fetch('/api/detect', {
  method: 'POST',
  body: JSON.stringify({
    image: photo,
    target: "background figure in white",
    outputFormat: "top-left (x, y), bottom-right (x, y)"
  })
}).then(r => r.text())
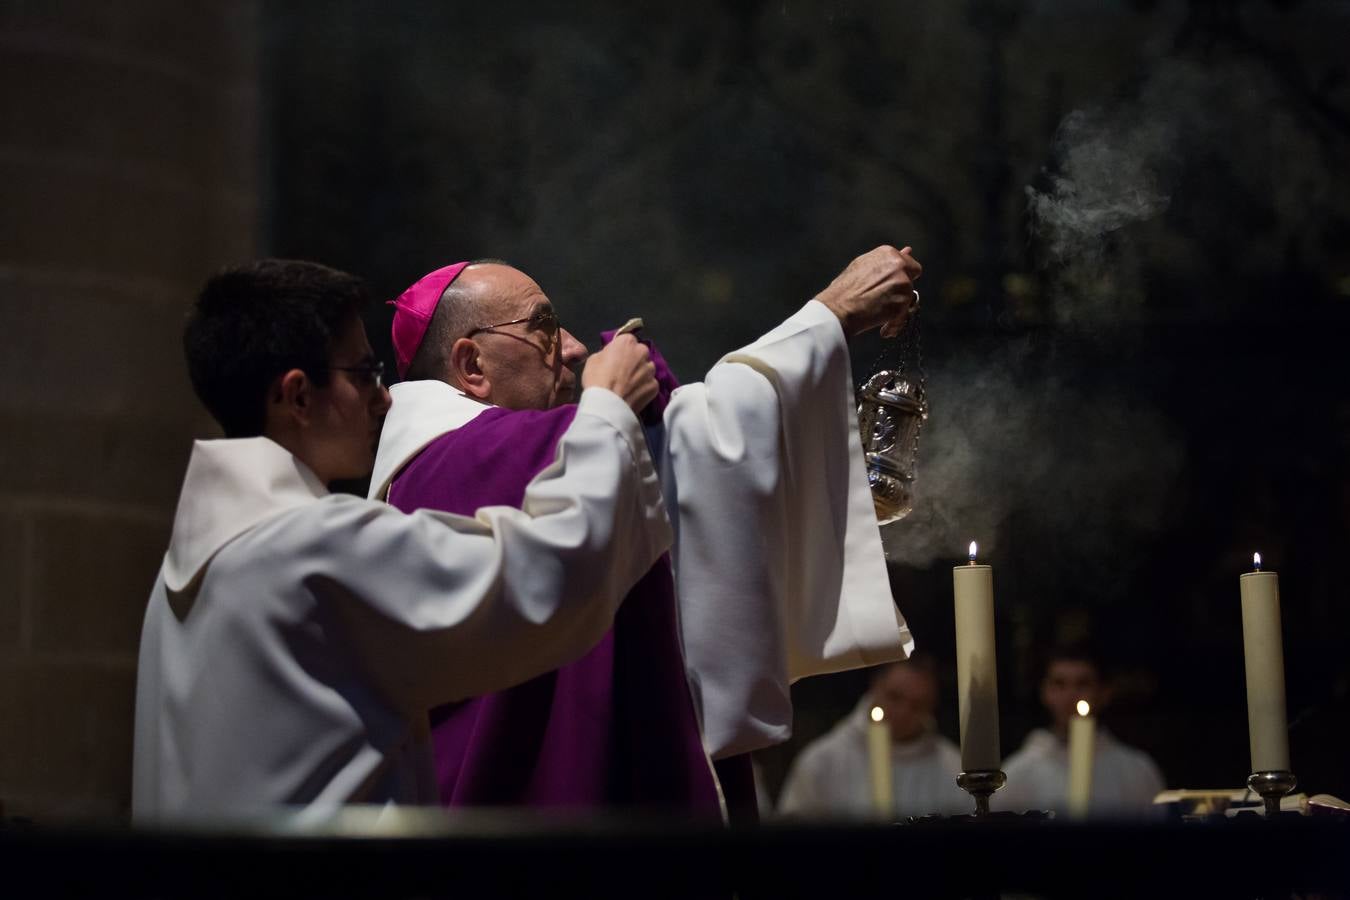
top-left (778, 658), bottom-right (967, 818)
top-left (997, 645), bottom-right (1165, 817)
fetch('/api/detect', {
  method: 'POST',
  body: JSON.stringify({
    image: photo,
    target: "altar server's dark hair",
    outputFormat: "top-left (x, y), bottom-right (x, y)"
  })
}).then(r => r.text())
top-left (184, 259), bottom-right (368, 437)
top-left (1037, 641), bottom-right (1108, 683)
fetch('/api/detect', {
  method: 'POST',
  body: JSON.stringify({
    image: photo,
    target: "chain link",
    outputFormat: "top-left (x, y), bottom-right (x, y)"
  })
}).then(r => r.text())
top-left (864, 296), bottom-right (925, 397)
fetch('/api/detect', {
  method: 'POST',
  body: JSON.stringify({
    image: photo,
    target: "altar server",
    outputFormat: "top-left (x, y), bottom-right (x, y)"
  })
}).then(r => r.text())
top-left (997, 646), bottom-right (1165, 817)
top-left (133, 259), bottom-right (665, 820)
top-left (778, 658), bottom-right (968, 818)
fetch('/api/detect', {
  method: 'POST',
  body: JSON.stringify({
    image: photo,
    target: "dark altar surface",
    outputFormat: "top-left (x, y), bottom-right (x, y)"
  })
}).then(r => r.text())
top-left (3, 814), bottom-right (1347, 899)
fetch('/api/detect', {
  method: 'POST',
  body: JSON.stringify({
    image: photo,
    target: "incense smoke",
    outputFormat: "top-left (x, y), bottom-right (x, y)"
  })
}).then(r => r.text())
top-left (1028, 109), bottom-right (1174, 266)
top-left (880, 342), bottom-right (1184, 583)
top-left (1022, 64), bottom-right (1198, 326)
top-left (881, 65), bottom-right (1235, 572)
top-left (1025, 106), bottom-right (1175, 326)
top-left (884, 53), bottom-right (1339, 574)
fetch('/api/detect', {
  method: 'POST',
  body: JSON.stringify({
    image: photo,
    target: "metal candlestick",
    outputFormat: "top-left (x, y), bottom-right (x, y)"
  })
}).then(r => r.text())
top-left (1248, 770), bottom-right (1297, 817)
top-left (956, 769), bottom-right (1007, 817)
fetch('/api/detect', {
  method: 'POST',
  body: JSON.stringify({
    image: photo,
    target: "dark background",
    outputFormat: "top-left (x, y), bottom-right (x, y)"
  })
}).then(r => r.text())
top-left (264, 0), bottom-right (1350, 803)
top-left (1, 0), bottom-right (1346, 818)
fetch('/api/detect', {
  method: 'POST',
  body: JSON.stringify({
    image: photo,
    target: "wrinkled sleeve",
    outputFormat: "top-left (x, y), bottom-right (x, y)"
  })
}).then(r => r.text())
top-left (664, 300), bottom-right (912, 759)
top-left (314, 387), bottom-right (672, 709)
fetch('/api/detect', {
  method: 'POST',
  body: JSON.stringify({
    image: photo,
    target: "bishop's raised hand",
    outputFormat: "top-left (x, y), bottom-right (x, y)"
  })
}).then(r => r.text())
top-left (814, 245), bottom-right (923, 339)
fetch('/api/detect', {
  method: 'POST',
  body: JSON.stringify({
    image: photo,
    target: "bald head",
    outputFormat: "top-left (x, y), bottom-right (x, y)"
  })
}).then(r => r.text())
top-left (404, 261), bottom-right (505, 384)
top-left (406, 262), bottom-right (589, 410)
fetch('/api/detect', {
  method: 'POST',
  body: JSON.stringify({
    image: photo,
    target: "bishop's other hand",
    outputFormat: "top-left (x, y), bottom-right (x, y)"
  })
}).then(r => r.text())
top-left (582, 332), bottom-right (658, 413)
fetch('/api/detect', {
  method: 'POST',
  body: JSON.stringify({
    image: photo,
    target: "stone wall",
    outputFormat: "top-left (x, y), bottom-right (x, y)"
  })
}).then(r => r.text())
top-left (0, 1), bottom-right (258, 818)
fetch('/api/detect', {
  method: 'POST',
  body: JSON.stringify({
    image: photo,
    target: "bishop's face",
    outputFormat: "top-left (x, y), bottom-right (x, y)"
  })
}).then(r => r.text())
top-left (467, 265), bottom-right (589, 411)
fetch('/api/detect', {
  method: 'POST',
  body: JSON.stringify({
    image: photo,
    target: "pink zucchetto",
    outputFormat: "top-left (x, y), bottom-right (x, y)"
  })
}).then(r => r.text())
top-left (388, 261), bottom-right (471, 378)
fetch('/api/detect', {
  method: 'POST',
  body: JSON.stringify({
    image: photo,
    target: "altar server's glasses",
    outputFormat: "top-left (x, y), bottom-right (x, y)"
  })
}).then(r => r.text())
top-left (331, 359), bottom-right (385, 390)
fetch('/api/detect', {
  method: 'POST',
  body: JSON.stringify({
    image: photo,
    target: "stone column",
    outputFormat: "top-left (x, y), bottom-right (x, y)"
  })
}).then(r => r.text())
top-left (0, 1), bottom-right (258, 818)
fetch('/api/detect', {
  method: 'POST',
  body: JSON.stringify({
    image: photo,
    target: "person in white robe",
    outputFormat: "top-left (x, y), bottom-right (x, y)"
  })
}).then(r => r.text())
top-left (996, 647), bottom-right (1165, 817)
top-left (133, 259), bottom-right (666, 821)
top-left (371, 246), bottom-right (923, 768)
top-left (777, 659), bottom-right (968, 818)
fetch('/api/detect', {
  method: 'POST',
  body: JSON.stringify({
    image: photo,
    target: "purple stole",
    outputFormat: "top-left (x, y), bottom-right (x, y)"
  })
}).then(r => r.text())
top-left (388, 404), bottom-right (729, 820)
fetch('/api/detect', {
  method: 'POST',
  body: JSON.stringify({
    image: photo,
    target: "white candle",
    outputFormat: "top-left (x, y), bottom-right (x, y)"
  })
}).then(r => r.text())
top-left (1240, 552), bottom-right (1291, 772)
top-left (1067, 699), bottom-right (1095, 818)
top-left (953, 541), bottom-right (1001, 772)
top-left (867, 705), bottom-right (894, 819)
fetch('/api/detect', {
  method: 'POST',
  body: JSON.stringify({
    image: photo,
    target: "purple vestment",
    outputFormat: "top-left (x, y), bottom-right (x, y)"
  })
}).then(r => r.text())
top-left (387, 394), bottom-right (734, 819)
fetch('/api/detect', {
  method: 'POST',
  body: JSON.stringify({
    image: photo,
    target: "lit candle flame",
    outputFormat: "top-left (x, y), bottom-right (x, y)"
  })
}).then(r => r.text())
top-left (968, 540), bottom-right (977, 562)
top-left (1076, 700), bottom-right (1091, 717)
top-left (1253, 552), bottom-right (1262, 572)
top-left (870, 706), bottom-right (885, 723)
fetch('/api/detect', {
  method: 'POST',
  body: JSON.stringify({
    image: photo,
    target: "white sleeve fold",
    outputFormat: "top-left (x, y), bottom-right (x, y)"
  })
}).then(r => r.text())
top-left (320, 387), bottom-right (672, 709)
top-left (664, 300), bottom-right (912, 759)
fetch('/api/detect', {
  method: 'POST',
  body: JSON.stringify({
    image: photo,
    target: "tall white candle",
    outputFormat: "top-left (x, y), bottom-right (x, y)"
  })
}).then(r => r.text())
top-left (867, 705), bottom-right (894, 819)
top-left (1240, 553), bottom-right (1290, 772)
top-left (1067, 700), bottom-right (1095, 818)
top-left (953, 541), bottom-right (1000, 772)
